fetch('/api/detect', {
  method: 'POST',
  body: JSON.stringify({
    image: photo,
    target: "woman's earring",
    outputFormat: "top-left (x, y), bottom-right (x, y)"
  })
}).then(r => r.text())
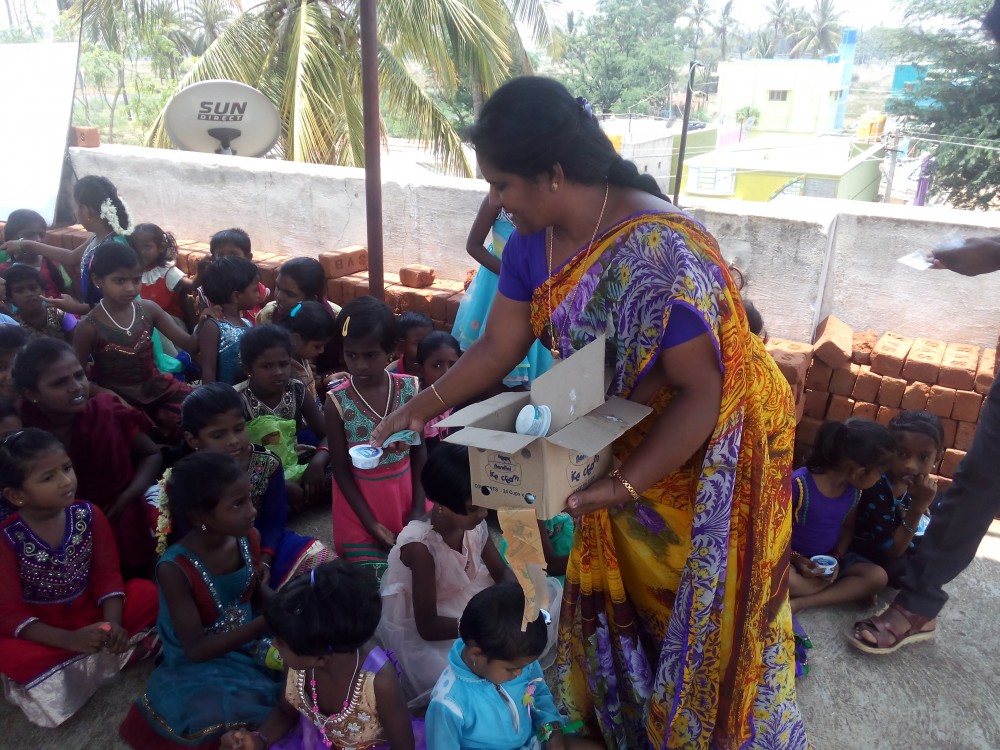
top-left (551, 182), bottom-right (559, 192)
top-left (200, 523), bottom-right (207, 532)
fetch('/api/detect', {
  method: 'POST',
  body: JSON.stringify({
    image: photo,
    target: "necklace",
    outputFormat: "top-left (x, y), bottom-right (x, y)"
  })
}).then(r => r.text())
top-left (98, 299), bottom-right (136, 334)
top-left (546, 182), bottom-right (610, 360)
top-left (308, 649), bottom-right (361, 747)
top-left (350, 371), bottom-right (392, 420)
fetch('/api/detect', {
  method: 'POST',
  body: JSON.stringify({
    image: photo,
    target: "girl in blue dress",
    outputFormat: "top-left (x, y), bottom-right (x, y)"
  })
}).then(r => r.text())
top-left (121, 452), bottom-right (282, 748)
top-left (452, 198), bottom-right (552, 388)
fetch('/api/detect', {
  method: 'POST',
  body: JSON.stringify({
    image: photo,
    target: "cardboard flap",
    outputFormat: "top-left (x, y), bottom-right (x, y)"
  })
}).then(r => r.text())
top-left (530, 335), bottom-right (607, 433)
top-left (546, 397), bottom-right (653, 455)
top-left (444, 427), bottom-right (538, 454)
top-left (436, 391), bottom-right (527, 430)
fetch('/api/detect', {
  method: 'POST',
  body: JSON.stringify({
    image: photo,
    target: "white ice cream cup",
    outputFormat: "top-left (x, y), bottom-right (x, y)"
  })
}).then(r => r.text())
top-left (515, 404), bottom-right (552, 437)
top-left (810, 554), bottom-right (838, 576)
top-left (349, 444), bottom-right (383, 470)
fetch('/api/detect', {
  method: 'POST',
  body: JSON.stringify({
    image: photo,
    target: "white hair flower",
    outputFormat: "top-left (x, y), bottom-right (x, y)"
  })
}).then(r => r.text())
top-left (99, 197), bottom-right (134, 237)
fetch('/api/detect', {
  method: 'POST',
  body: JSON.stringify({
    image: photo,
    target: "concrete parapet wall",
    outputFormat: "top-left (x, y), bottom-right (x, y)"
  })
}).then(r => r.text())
top-left (69, 146), bottom-right (1000, 347)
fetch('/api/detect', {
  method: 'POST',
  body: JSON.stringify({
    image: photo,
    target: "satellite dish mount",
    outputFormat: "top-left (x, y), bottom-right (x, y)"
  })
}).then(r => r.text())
top-left (208, 127), bottom-right (242, 155)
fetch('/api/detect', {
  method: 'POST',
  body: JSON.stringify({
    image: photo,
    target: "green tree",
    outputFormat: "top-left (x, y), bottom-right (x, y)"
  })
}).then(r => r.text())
top-left (750, 26), bottom-right (778, 58)
top-left (75, 0), bottom-right (548, 175)
top-left (789, 0), bottom-right (842, 58)
top-left (683, 0), bottom-right (710, 57)
top-left (889, 0), bottom-right (1000, 209)
top-left (713, 0), bottom-right (735, 62)
top-left (557, 0), bottom-right (685, 114)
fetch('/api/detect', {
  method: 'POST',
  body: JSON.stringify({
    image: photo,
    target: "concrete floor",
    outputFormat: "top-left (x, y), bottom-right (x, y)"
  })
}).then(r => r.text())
top-left (5, 512), bottom-right (1000, 750)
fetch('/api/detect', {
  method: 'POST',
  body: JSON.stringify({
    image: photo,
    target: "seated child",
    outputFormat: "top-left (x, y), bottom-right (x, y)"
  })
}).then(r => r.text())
top-left (131, 223), bottom-right (197, 332)
top-left (412, 331), bottom-right (460, 449)
top-left (378, 443), bottom-right (511, 708)
top-left (16, 338), bottom-right (162, 573)
top-left (0, 209), bottom-right (73, 298)
top-left (274, 300), bottom-right (336, 405)
top-left (851, 410), bottom-right (943, 587)
top-left (179, 383), bottom-right (331, 588)
top-left (221, 560), bottom-right (425, 750)
top-left (256, 257), bottom-right (341, 378)
top-left (208, 228), bottom-right (268, 323)
top-left (236, 325), bottom-right (329, 511)
top-left (198, 256), bottom-right (260, 384)
top-left (389, 312), bottom-right (433, 377)
top-left (0, 429), bottom-right (158, 727)
top-left (3, 264), bottom-right (77, 340)
top-left (73, 242), bottom-right (196, 443)
top-left (789, 418), bottom-right (895, 613)
top-left (426, 582), bottom-right (600, 750)
top-left (120, 452), bottom-right (282, 749)
top-left (0, 325), bottom-right (28, 400)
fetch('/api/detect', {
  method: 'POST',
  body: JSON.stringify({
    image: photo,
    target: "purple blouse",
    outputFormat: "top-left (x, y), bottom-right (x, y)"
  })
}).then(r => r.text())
top-left (497, 228), bottom-right (708, 349)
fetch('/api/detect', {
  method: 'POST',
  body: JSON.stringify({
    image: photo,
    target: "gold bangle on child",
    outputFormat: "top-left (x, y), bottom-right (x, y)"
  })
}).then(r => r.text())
top-left (430, 383), bottom-right (449, 410)
top-left (610, 468), bottom-right (640, 501)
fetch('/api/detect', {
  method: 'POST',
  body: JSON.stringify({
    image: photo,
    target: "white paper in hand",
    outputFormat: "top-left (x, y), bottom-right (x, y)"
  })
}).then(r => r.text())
top-left (897, 251), bottom-right (933, 271)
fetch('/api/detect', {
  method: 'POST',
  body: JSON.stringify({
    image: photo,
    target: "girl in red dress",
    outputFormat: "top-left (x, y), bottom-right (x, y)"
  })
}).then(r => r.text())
top-left (0, 428), bottom-right (158, 727)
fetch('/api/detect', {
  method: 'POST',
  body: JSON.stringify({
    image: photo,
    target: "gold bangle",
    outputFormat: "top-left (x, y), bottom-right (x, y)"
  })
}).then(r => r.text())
top-left (610, 468), bottom-right (640, 501)
top-left (430, 383), bottom-right (449, 410)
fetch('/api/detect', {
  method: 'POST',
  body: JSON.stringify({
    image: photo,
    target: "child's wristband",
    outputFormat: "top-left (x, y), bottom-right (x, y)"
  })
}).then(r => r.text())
top-left (536, 722), bottom-right (563, 742)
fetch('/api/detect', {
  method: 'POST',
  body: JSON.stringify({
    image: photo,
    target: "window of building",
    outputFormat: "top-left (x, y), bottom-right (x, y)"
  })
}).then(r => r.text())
top-left (768, 90), bottom-right (789, 102)
top-left (830, 89), bottom-right (844, 102)
top-left (687, 166), bottom-right (736, 195)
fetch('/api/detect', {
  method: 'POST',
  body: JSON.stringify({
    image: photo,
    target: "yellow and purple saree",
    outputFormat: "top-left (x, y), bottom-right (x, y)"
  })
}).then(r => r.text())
top-left (526, 212), bottom-right (807, 750)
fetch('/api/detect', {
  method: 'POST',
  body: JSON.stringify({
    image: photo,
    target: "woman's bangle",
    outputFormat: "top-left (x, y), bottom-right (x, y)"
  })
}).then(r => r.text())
top-left (314, 445), bottom-right (329, 453)
top-left (430, 383), bottom-right (449, 410)
top-left (456, 615), bottom-right (461, 638)
top-left (901, 516), bottom-right (919, 534)
top-left (609, 468), bottom-right (640, 501)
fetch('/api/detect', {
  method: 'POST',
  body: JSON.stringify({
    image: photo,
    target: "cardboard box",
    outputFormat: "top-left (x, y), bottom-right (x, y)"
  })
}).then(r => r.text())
top-left (438, 337), bottom-right (652, 519)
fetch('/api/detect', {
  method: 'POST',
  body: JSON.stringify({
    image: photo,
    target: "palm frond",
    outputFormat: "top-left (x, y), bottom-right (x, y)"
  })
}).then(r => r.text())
top-left (379, 47), bottom-right (473, 176)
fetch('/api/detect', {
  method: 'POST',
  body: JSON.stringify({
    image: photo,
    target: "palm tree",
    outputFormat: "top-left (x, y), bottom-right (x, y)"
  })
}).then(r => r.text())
top-left (750, 27), bottom-right (778, 58)
top-left (684, 0), bottom-right (711, 58)
top-left (789, 0), bottom-right (842, 58)
top-left (713, 0), bottom-right (735, 62)
top-left (75, 0), bottom-right (552, 175)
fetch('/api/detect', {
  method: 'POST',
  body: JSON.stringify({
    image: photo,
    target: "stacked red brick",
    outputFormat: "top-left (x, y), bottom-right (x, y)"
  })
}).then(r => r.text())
top-left (18, 225), bottom-right (470, 331)
top-left (791, 316), bottom-right (995, 494)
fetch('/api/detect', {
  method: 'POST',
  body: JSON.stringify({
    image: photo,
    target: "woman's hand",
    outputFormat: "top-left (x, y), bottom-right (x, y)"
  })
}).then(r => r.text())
top-left (565, 476), bottom-right (627, 517)
top-left (66, 623), bottom-right (110, 653)
top-left (371, 401), bottom-right (428, 449)
top-left (792, 555), bottom-right (835, 580)
top-left (301, 455), bottom-right (327, 503)
top-left (930, 238), bottom-right (1000, 276)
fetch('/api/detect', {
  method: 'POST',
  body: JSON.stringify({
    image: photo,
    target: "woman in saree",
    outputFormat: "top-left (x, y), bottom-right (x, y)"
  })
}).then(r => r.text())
top-left (372, 76), bottom-right (808, 750)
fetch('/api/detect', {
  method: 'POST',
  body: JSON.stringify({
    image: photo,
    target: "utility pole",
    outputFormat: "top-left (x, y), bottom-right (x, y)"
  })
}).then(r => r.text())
top-left (673, 61), bottom-right (704, 206)
top-left (882, 131), bottom-right (900, 204)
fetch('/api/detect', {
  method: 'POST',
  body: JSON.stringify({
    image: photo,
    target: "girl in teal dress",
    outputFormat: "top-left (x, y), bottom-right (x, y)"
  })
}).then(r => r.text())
top-left (120, 452), bottom-right (282, 749)
top-left (452, 197), bottom-right (552, 388)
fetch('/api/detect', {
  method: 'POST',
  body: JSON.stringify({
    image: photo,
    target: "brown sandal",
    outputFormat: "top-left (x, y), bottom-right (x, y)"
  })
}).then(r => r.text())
top-left (847, 602), bottom-right (936, 655)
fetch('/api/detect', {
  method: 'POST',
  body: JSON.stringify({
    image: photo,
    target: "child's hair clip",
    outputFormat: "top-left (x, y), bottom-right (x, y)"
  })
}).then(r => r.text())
top-left (342, 316), bottom-right (351, 337)
top-left (290, 303), bottom-right (302, 317)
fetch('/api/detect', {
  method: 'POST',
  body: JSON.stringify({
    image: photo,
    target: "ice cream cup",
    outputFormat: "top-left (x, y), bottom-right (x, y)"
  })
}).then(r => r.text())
top-left (810, 554), bottom-right (838, 576)
top-left (348, 444), bottom-right (383, 470)
top-left (515, 404), bottom-right (552, 437)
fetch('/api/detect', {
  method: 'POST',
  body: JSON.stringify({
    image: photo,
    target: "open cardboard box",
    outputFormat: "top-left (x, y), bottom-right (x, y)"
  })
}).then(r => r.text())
top-left (437, 336), bottom-right (653, 519)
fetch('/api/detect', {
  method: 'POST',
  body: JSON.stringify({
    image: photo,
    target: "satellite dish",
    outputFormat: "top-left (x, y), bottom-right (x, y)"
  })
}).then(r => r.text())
top-left (163, 80), bottom-right (281, 157)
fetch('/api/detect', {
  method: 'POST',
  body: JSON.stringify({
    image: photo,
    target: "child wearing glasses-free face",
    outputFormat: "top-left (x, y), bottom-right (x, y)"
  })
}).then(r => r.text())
top-left (0, 428), bottom-right (159, 728)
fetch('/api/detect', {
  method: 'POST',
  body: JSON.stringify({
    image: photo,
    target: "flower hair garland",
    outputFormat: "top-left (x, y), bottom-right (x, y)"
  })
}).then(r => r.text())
top-left (153, 470), bottom-right (172, 556)
top-left (100, 197), bottom-right (134, 237)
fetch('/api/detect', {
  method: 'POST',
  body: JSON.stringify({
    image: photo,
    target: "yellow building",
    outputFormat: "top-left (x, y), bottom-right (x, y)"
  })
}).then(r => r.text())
top-left (680, 136), bottom-right (885, 202)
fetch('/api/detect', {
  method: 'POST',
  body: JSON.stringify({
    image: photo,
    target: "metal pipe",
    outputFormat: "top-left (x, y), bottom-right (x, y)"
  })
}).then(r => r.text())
top-left (672, 61), bottom-right (703, 206)
top-left (360, 0), bottom-right (384, 300)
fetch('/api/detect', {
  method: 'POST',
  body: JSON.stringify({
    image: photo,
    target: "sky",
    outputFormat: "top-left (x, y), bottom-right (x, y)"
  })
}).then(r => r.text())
top-left (555, 0), bottom-right (906, 31)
